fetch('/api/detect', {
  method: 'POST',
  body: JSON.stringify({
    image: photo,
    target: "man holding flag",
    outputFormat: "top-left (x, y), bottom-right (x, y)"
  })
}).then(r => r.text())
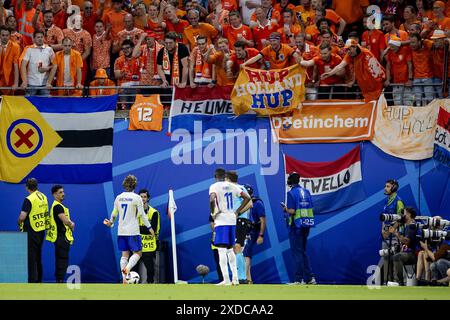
top-left (319, 39), bottom-right (386, 102)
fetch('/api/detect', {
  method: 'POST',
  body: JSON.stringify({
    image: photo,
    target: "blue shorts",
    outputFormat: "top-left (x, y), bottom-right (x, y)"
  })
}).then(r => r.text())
top-left (214, 225), bottom-right (236, 247)
top-left (118, 235), bottom-right (142, 252)
top-left (243, 231), bottom-right (259, 258)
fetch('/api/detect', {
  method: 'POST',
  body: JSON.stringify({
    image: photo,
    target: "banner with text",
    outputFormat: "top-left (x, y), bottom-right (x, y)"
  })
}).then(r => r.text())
top-left (270, 99), bottom-right (377, 143)
top-left (433, 102), bottom-right (450, 168)
top-left (231, 65), bottom-right (306, 116)
top-left (372, 96), bottom-right (441, 160)
top-left (284, 145), bottom-right (365, 213)
top-left (168, 86), bottom-right (256, 133)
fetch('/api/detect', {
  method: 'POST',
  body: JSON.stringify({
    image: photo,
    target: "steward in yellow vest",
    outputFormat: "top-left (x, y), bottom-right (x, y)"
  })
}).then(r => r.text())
top-left (133, 189), bottom-right (160, 283)
top-left (46, 185), bottom-right (75, 283)
top-left (18, 178), bottom-right (48, 283)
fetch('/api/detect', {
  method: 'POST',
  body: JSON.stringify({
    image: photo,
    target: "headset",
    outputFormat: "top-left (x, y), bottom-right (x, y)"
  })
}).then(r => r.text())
top-left (287, 172), bottom-right (300, 186)
top-left (387, 179), bottom-right (399, 193)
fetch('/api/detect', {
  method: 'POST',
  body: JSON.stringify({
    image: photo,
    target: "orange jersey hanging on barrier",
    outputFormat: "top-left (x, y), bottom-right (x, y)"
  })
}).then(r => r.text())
top-left (128, 94), bottom-right (164, 131)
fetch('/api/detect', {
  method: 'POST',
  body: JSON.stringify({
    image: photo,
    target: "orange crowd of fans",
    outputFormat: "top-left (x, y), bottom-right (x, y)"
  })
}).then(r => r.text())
top-left (0, 0), bottom-right (450, 107)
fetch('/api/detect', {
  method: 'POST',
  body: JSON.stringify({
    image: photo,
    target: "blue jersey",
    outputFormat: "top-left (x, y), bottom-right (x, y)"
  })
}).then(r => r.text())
top-left (286, 185), bottom-right (315, 228)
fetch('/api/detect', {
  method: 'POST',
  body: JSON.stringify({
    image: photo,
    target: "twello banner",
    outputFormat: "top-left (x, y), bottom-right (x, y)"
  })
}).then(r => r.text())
top-left (284, 145), bottom-right (366, 213)
top-left (231, 64), bottom-right (306, 116)
top-left (433, 102), bottom-right (450, 168)
top-left (372, 95), bottom-right (440, 160)
top-left (270, 99), bottom-right (377, 143)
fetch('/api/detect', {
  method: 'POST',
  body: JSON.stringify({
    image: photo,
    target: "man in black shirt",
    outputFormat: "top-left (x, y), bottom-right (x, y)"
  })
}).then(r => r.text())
top-left (46, 185), bottom-right (75, 283)
top-left (18, 178), bottom-right (48, 283)
top-left (391, 206), bottom-right (418, 286)
top-left (156, 32), bottom-right (189, 88)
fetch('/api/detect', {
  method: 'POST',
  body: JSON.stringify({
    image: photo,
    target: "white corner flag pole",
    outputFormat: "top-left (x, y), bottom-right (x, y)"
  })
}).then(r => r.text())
top-left (168, 189), bottom-right (187, 284)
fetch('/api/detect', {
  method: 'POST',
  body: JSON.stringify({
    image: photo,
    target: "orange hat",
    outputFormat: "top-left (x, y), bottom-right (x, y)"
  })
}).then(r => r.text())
top-left (434, 1), bottom-right (445, 8)
top-left (344, 39), bottom-right (358, 48)
top-left (95, 68), bottom-right (108, 79)
top-left (145, 30), bottom-right (156, 38)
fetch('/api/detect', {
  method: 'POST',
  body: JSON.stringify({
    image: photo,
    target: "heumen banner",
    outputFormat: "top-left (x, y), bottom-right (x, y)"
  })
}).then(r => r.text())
top-left (270, 99), bottom-right (377, 143)
top-left (231, 65), bottom-right (306, 116)
top-left (168, 86), bottom-right (256, 133)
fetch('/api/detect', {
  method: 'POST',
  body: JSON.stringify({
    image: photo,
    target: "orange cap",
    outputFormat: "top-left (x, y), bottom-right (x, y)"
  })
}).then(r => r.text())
top-left (95, 68), bottom-right (108, 79)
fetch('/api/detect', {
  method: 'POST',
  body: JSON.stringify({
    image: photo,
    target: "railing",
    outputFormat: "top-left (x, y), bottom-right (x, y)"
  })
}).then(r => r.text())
top-left (0, 82), bottom-right (446, 118)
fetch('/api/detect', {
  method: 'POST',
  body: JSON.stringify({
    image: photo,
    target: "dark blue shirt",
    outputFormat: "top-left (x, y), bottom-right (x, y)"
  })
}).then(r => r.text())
top-left (250, 198), bottom-right (265, 232)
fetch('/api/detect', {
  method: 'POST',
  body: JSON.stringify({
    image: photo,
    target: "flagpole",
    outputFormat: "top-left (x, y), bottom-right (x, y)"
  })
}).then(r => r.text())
top-left (168, 189), bottom-right (187, 284)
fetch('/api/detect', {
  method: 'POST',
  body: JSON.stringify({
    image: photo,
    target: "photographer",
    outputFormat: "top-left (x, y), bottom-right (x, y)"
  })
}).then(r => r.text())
top-left (380, 179), bottom-right (404, 284)
top-left (424, 217), bottom-right (450, 285)
top-left (391, 207), bottom-right (418, 286)
top-left (416, 216), bottom-right (443, 284)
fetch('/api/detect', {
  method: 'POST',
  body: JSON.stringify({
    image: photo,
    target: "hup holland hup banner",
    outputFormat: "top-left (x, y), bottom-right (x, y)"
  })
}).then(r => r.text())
top-left (284, 145), bottom-right (365, 213)
top-left (168, 86), bottom-right (256, 133)
top-left (0, 95), bottom-right (117, 183)
top-left (372, 95), bottom-right (442, 160)
top-left (433, 102), bottom-right (450, 168)
top-left (231, 64), bottom-right (306, 116)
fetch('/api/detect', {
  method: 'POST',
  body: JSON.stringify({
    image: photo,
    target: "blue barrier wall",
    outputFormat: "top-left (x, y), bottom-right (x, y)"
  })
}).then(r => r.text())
top-left (0, 118), bottom-right (449, 284)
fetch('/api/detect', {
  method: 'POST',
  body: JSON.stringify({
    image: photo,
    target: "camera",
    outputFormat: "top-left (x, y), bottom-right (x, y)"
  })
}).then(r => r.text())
top-left (379, 244), bottom-right (400, 257)
top-left (379, 214), bottom-right (403, 223)
top-left (422, 229), bottom-right (450, 241)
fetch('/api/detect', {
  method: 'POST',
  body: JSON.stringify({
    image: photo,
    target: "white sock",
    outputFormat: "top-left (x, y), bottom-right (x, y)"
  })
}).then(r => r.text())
top-left (120, 257), bottom-right (128, 271)
top-left (125, 253), bottom-right (141, 273)
top-left (218, 248), bottom-right (230, 283)
top-left (227, 249), bottom-right (238, 282)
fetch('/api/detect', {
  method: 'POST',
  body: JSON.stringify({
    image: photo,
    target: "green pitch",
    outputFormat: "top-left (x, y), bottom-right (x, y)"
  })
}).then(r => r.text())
top-left (0, 284), bottom-right (448, 300)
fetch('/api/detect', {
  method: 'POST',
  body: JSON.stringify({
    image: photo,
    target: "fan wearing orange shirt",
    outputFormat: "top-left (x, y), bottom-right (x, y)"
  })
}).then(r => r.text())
top-left (0, 26), bottom-right (21, 93)
top-left (300, 42), bottom-right (344, 99)
top-left (361, 15), bottom-right (386, 62)
top-left (206, 37), bottom-right (235, 86)
top-left (89, 68), bottom-right (117, 96)
top-left (227, 40), bottom-right (261, 78)
top-left (102, 0), bottom-right (127, 42)
top-left (145, 3), bottom-right (166, 42)
top-left (219, 11), bottom-right (254, 49)
top-left (409, 33), bottom-right (435, 106)
top-left (422, 1), bottom-right (450, 39)
top-left (164, 5), bottom-right (190, 43)
top-left (429, 29), bottom-right (449, 96)
top-left (384, 37), bottom-right (413, 106)
top-left (382, 15), bottom-right (409, 47)
top-left (250, 0), bottom-right (281, 28)
top-left (63, 15), bottom-right (92, 84)
top-left (115, 14), bottom-right (145, 54)
top-left (49, 0), bottom-right (68, 30)
top-left (32, 8), bottom-right (64, 52)
top-left (310, 0), bottom-right (346, 36)
top-left (251, 7), bottom-right (278, 50)
top-left (277, 9), bottom-right (302, 47)
top-left (319, 40), bottom-right (386, 103)
top-left (273, 0), bottom-right (295, 26)
top-left (183, 9), bottom-right (219, 50)
top-left (15, 0), bottom-right (40, 46)
top-left (331, 0), bottom-right (369, 32)
top-left (294, 0), bottom-right (315, 27)
top-left (294, 32), bottom-right (319, 100)
top-left (241, 32), bottom-right (301, 70)
top-left (6, 16), bottom-right (26, 51)
top-left (46, 37), bottom-right (83, 96)
top-left (206, 0), bottom-right (230, 26)
top-left (189, 35), bottom-right (215, 87)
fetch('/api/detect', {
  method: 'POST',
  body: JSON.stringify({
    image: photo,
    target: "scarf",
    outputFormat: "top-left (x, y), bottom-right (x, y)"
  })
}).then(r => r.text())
top-left (142, 41), bottom-right (164, 80)
top-left (162, 43), bottom-right (179, 85)
top-left (194, 46), bottom-right (212, 84)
